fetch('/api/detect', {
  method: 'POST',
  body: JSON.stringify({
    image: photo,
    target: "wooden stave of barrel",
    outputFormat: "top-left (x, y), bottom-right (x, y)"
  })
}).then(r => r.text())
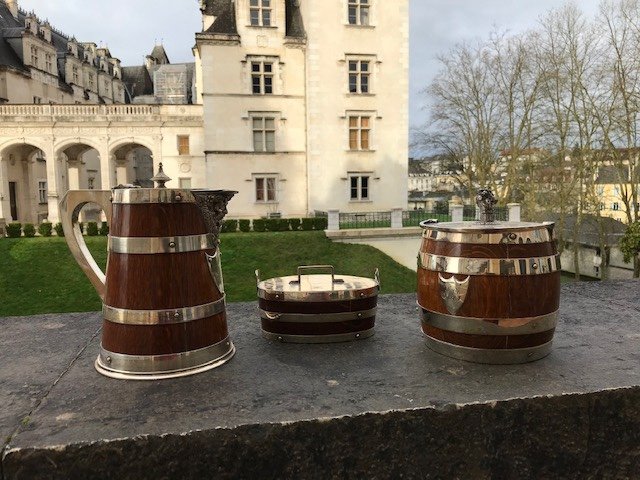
top-left (417, 225), bottom-right (560, 364)
top-left (98, 201), bottom-right (233, 378)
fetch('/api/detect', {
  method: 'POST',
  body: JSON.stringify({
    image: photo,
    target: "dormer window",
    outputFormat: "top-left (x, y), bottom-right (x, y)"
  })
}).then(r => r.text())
top-left (250, 0), bottom-right (271, 27)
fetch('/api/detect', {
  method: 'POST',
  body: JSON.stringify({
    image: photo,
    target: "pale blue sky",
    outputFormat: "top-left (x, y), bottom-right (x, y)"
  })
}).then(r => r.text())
top-left (21, 0), bottom-right (602, 127)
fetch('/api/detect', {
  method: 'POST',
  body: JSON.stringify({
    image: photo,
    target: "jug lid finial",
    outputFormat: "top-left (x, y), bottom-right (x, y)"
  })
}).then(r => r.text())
top-left (151, 163), bottom-right (171, 189)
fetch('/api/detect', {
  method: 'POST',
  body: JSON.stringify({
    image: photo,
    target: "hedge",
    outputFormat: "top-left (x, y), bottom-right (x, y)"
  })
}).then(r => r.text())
top-left (23, 223), bottom-right (36, 238)
top-left (6, 222), bottom-right (22, 238)
top-left (38, 222), bottom-right (53, 237)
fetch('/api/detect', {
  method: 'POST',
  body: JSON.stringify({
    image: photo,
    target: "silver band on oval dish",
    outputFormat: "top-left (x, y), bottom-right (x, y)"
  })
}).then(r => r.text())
top-left (260, 307), bottom-right (377, 324)
top-left (261, 328), bottom-right (375, 344)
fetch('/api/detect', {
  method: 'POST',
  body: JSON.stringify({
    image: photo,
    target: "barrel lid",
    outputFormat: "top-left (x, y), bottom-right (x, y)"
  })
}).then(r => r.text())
top-left (420, 220), bottom-right (554, 234)
top-left (257, 266), bottom-right (379, 302)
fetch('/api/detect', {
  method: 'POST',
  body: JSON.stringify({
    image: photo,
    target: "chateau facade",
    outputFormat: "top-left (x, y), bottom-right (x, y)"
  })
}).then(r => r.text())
top-left (195, 0), bottom-right (409, 218)
top-left (0, 0), bottom-right (409, 225)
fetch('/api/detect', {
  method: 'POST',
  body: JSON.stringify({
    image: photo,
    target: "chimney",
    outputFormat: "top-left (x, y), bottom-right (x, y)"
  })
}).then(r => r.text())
top-left (6, 0), bottom-right (18, 19)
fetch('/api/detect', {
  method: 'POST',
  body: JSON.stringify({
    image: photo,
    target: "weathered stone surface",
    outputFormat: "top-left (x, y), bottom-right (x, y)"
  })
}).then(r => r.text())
top-left (0, 313), bottom-right (100, 450)
top-left (1, 280), bottom-right (639, 479)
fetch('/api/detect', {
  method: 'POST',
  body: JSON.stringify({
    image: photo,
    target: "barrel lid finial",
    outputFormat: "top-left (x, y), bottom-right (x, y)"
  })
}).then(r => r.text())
top-left (476, 188), bottom-right (498, 223)
top-left (151, 163), bottom-right (171, 189)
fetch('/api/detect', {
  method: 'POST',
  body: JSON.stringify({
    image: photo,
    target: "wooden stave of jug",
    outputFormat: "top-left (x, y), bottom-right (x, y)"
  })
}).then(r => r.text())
top-left (417, 222), bottom-right (561, 364)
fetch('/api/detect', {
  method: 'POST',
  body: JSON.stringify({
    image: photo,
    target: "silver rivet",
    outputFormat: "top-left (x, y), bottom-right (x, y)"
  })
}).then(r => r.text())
top-left (532, 263), bottom-right (538, 270)
top-left (357, 313), bottom-right (362, 318)
top-left (226, 342), bottom-right (230, 346)
top-left (360, 293), bottom-right (365, 298)
top-left (169, 241), bottom-right (176, 248)
top-left (174, 312), bottom-right (180, 318)
top-left (275, 294), bottom-right (280, 299)
top-left (175, 194), bottom-right (182, 201)
top-left (355, 333), bottom-right (361, 338)
top-left (278, 336), bottom-right (283, 342)
top-left (509, 233), bottom-right (517, 240)
top-left (106, 356), bottom-right (112, 364)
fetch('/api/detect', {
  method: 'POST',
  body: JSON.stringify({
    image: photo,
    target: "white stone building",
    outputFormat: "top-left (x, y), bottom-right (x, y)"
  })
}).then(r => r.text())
top-left (195, 0), bottom-right (409, 218)
top-left (0, 0), bottom-right (409, 225)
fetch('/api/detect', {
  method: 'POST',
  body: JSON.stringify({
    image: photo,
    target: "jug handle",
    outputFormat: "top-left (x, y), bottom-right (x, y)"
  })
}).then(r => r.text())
top-left (59, 190), bottom-right (112, 301)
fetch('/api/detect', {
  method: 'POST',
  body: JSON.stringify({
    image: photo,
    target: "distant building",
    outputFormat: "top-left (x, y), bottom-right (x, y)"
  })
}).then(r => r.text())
top-left (0, 0), bottom-right (125, 104)
top-left (594, 161), bottom-right (638, 224)
top-left (122, 45), bottom-right (196, 105)
top-left (407, 156), bottom-right (460, 210)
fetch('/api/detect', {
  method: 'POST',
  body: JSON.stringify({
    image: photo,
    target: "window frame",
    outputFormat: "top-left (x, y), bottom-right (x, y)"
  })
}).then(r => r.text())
top-left (348, 115), bottom-right (372, 151)
top-left (254, 174), bottom-right (278, 203)
top-left (38, 179), bottom-right (47, 204)
top-left (251, 61), bottom-right (274, 95)
top-left (30, 46), bottom-right (39, 67)
top-left (177, 135), bottom-right (190, 155)
top-left (349, 174), bottom-right (371, 201)
top-left (348, 59), bottom-right (371, 94)
top-left (249, 0), bottom-right (272, 27)
top-left (347, 0), bottom-right (370, 26)
top-left (45, 53), bottom-right (53, 73)
top-left (252, 116), bottom-right (276, 153)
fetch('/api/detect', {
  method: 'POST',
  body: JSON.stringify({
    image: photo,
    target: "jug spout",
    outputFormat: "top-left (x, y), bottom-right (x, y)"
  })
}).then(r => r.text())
top-left (191, 189), bottom-right (237, 243)
top-left (191, 189), bottom-right (237, 295)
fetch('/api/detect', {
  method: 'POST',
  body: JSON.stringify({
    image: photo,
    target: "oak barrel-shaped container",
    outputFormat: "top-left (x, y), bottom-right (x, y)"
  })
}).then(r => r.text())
top-left (417, 221), bottom-right (561, 364)
top-left (257, 265), bottom-right (380, 343)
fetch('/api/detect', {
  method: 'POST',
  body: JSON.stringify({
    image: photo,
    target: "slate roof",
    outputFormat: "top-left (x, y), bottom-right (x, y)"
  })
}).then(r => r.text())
top-left (149, 44), bottom-right (169, 64)
top-left (544, 213), bottom-right (627, 246)
top-left (596, 165), bottom-right (630, 184)
top-left (0, 3), bottom-right (99, 75)
top-left (0, 1), bottom-right (26, 71)
top-left (204, 0), bottom-right (237, 35)
top-left (202, 0), bottom-right (305, 38)
top-left (284, 0), bottom-right (305, 39)
top-left (121, 65), bottom-right (154, 99)
top-left (202, 0), bottom-right (228, 16)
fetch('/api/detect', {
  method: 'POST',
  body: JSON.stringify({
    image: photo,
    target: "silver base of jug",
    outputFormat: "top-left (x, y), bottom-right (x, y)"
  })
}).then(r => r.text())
top-left (94, 337), bottom-right (236, 380)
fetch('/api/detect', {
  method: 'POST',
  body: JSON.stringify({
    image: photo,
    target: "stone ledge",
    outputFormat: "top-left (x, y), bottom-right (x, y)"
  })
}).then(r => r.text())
top-left (1, 280), bottom-right (639, 479)
top-left (325, 226), bottom-right (421, 240)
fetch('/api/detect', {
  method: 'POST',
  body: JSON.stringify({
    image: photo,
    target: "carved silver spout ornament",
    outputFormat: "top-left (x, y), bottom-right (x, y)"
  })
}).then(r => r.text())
top-left (476, 188), bottom-right (498, 224)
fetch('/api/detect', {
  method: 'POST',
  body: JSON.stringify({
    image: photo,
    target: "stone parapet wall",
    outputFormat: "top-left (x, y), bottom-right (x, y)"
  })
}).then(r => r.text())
top-left (1, 280), bottom-right (639, 478)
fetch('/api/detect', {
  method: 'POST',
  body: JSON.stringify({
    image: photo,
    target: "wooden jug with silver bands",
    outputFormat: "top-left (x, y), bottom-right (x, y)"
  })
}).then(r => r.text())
top-left (417, 189), bottom-right (561, 364)
top-left (59, 165), bottom-right (237, 380)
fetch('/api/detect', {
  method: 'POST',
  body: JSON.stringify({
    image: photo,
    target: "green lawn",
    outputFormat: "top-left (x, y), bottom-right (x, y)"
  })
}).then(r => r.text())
top-left (0, 232), bottom-right (416, 317)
